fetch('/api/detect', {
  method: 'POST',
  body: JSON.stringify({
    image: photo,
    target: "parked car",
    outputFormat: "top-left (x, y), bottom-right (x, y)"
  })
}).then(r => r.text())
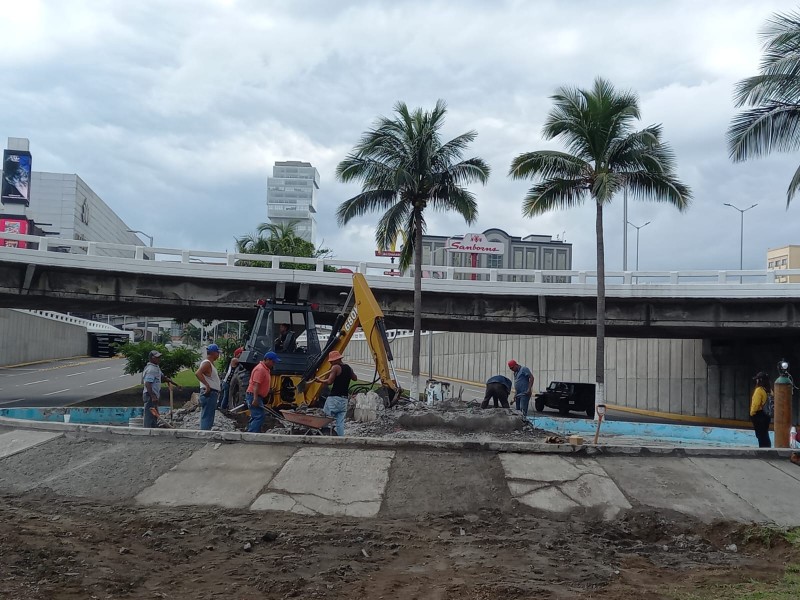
top-left (534, 381), bottom-right (596, 418)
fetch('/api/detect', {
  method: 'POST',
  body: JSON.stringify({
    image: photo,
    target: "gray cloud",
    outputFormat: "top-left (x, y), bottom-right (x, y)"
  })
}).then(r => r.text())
top-left (0, 0), bottom-right (795, 272)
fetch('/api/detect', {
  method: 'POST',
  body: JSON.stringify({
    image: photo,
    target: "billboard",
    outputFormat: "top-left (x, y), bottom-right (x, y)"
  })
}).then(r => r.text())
top-left (0, 217), bottom-right (30, 248)
top-left (445, 232), bottom-right (504, 254)
top-left (2, 149), bottom-right (32, 206)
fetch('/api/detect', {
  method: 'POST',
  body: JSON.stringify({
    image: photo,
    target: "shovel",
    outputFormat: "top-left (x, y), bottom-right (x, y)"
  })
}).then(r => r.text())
top-left (297, 369), bottom-right (331, 394)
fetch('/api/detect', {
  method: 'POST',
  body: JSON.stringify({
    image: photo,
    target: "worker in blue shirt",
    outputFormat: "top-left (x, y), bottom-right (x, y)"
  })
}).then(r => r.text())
top-left (482, 375), bottom-right (512, 409)
top-left (508, 359), bottom-right (534, 416)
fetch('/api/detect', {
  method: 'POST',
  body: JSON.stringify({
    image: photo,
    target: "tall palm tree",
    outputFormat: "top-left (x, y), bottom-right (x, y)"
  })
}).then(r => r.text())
top-left (337, 100), bottom-right (490, 399)
top-left (509, 78), bottom-right (691, 409)
top-left (236, 220), bottom-right (329, 269)
top-left (728, 10), bottom-right (800, 206)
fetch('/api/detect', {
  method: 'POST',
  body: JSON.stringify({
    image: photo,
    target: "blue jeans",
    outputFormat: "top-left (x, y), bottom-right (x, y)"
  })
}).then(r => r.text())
top-left (199, 390), bottom-right (219, 430)
top-left (323, 395), bottom-right (348, 437)
top-left (515, 393), bottom-right (531, 417)
top-left (246, 392), bottom-right (266, 433)
top-left (218, 381), bottom-right (230, 410)
top-left (143, 395), bottom-right (159, 428)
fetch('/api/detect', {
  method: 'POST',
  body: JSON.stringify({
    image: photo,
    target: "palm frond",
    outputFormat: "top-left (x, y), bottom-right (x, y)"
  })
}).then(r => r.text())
top-left (335, 190), bottom-right (399, 225)
top-left (521, 178), bottom-right (590, 216)
top-left (626, 171), bottom-right (692, 211)
top-left (375, 202), bottom-right (413, 252)
top-left (509, 151), bottom-right (590, 181)
top-left (785, 161), bottom-right (800, 206)
top-left (727, 102), bottom-right (800, 161)
top-left (429, 186), bottom-right (479, 224)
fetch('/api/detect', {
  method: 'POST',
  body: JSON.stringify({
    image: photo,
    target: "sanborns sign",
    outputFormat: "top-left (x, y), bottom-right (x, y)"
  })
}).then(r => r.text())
top-left (446, 233), bottom-right (504, 255)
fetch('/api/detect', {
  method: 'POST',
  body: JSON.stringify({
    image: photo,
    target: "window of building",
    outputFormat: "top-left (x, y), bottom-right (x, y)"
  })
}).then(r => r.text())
top-left (513, 248), bottom-right (524, 269)
top-left (526, 249), bottom-right (537, 269)
top-left (544, 249), bottom-right (554, 270)
top-left (556, 251), bottom-right (567, 269)
top-left (487, 253), bottom-right (503, 269)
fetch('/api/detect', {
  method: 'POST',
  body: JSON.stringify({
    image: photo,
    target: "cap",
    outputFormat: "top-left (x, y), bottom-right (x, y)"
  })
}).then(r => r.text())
top-left (149, 350), bottom-right (162, 358)
top-left (264, 351), bottom-right (281, 362)
top-left (507, 360), bottom-right (518, 369)
top-left (233, 347), bottom-right (244, 357)
top-left (206, 344), bottom-right (220, 353)
top-left (328, 350), bottom-right (344, 362)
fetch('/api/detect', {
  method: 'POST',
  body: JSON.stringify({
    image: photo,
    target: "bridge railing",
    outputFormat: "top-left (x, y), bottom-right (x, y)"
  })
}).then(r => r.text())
top-left (1, 232), bottom-right (797, 285)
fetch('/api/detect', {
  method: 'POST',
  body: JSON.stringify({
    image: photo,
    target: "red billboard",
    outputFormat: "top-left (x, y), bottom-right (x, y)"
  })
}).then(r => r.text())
top-left (0, 218), bottom-right (29, 248)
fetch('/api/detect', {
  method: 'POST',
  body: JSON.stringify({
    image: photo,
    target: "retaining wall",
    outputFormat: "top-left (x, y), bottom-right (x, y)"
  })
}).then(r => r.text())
top-left (0, 308), bottom-right (87, 366)
top-left (347, 333), bottom-right (764, 421)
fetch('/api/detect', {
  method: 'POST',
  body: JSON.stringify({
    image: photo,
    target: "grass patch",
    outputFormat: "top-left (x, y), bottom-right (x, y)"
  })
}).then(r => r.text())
top-left (674, 568), bottom-right (800, 600)
top-left (172, 369), bottom-right (199, 388)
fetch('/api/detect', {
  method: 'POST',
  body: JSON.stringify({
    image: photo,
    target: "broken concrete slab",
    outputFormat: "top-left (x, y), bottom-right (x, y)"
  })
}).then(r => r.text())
top-left (0, 429), bottom-right (60, 460)
top-left (602, 456), bottom-right (763, 523)
top-left (135, 443), bottom-right (296, 508)
top-left (254, 447), bottom-right (394, 517)
top-left (690, 457), bottom-right (800, 527)
top-left (500, 454), bottom-right (631, 519)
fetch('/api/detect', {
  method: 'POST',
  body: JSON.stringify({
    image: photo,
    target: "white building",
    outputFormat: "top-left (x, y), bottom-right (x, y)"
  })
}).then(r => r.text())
top-left (0, 138), bottom-right (146, 255)
top-left (266, 160), bottom-right (319, 244)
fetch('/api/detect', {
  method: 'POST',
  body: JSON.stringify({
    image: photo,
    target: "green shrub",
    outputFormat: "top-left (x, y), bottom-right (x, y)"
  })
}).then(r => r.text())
top-left (115, 341), bottom-right (200, 379)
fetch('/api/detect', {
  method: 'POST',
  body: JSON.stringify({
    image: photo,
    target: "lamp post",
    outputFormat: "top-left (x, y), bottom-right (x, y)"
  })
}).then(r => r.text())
top-left (723, 203), bottom-right (757, 283)
top-left (626, 220), bottom-right (651, 271)
top-left (126, 229), bottom-right (154, 247)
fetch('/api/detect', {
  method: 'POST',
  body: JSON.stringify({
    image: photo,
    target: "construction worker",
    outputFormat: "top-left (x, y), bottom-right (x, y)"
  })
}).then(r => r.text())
top-left (245, 351), bottom-right (280, 433)
top-left (314, 350), bottom-right (357, 436)
top-left (482, 374), bottom-right (512, 409)
top-left (142, 350), bottom-right (179, 428)
top-left (195, 344), bottom-right (221, 430)
top-left (508, 359), bottom-right (534, 417)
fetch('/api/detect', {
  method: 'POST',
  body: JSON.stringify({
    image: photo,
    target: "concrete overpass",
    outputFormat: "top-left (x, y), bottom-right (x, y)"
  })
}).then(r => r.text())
top-left (1, 233), bottom-right (800, 339)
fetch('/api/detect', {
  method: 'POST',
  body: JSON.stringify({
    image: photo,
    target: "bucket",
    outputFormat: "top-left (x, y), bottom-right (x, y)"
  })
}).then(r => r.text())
top-left (128, 417), bottom-right (144, 428)
top-left (63, 413), bottom-right (71, 423)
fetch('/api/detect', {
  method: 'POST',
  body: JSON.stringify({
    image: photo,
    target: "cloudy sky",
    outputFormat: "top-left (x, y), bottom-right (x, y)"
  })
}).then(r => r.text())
top-left (1, 0), bottom-right (797, 271)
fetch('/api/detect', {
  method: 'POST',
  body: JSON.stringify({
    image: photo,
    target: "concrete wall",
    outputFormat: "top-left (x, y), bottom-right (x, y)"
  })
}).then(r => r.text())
top-left (346, 333), bottom-right (760, 421)
top-left (0, 309), bottom-right (87, 366)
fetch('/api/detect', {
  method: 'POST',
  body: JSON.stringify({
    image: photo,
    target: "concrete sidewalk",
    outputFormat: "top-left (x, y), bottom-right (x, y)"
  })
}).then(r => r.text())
top-left (0, 424), bottom-right (799, 526)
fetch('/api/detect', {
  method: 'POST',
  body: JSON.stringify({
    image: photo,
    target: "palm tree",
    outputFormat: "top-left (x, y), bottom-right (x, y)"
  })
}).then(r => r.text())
top-left (236, 220), bottom-right (330, 269)
top-left (728, 10), bottom-right (800, 206)
top-left (509, 77), bottom-right (691, 409)
top-left (336, 100), bottom-right (490, 399)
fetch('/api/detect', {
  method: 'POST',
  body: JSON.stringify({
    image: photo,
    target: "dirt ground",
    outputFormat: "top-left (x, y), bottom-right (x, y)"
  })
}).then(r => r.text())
top-left (0, 493), bottom-right (794, 600)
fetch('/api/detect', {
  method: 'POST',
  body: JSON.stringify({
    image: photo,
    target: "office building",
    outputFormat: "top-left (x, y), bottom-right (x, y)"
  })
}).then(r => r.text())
top-left (420, 228), bottom-right (572, 281)
top-left (0, 138), bottom-right (147, 255)
top-left (767, 245), bottom-right (800, 283)
top-left (266, 160), bottom-right (319, 244)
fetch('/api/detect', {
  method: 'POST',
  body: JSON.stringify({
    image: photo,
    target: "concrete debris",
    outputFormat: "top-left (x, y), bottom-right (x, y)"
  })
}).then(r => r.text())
top-left (353, 392), bottom-right (382, 423)
top-left (171, 402), bottom-right (238, 432)
top-left (243, 542), bottom-right (252, 552)
top-left (726, 544), bottom-right (738, 553)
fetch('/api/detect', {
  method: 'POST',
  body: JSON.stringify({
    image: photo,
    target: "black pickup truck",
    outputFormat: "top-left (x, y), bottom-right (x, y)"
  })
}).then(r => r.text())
top-left (534, 381), bottom-right (596, 418)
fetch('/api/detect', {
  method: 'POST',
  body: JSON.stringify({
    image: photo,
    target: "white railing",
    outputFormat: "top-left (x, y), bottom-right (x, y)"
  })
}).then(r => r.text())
top-left (13, 309), bottom-right (134, 340)
top-left (2, 232), bottom-right (800, 294)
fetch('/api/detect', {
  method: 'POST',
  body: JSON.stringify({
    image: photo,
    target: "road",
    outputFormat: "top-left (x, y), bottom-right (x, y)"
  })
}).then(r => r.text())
top-left (0, 357), bottom-right (139, 408)
top-left (350, 362), bottom-right (712, 426)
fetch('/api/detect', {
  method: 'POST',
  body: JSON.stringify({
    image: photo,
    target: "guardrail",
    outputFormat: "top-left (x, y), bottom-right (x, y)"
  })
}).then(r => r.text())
top-left (1, 231), bottom-right (797, 287)
top-left (13, 309), bottom-right (134, 339)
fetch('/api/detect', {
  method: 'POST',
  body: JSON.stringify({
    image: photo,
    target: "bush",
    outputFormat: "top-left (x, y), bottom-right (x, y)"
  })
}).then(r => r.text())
top-left (115, 341), bottom-right (200, 379)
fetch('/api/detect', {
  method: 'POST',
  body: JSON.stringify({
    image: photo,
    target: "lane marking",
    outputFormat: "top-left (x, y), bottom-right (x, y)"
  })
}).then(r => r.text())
top-left (0, 398), bottom-right (26, 405)
top-left (23, 379), bottom-right (48, 386)
top-left (43, 389), bottom-right (69, 396)
top-left (97, 366), bottom-right (112, 371)
top-left (66, 372), bottom-right (87, 377)
top-left (86, 380), bottom-right (108, 386)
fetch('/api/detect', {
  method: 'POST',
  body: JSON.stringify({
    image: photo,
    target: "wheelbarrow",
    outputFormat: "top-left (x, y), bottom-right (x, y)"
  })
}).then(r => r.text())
top-left (279, 410), bottom-right (336, 436)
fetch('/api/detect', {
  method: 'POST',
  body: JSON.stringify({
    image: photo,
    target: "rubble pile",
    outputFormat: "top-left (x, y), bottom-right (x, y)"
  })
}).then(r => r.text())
top-left (345, 395), bottom-right (546, 442)
top-left (171, 393), bottom-right (239, 432)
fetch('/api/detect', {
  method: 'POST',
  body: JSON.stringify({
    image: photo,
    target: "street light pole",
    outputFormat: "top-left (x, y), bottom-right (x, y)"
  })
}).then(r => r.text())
top-left (723, 203), bottom-right (758, 283)
top-left (626, 220), bottom-right (652, 271)
top-left (622, 186), bottom-right (628, 271)
top-left (126, 229), bottom-right (154, 247)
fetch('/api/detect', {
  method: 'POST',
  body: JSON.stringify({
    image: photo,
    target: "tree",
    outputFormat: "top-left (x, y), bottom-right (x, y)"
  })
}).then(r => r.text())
top-left (236, 221), bottom-right (331, 270)
top-left (116, 341), bottom-right (199, 380)
top-left (336, 99), bottom-right (490, 399)
top-left (181, 323), bottom-right (201, 347)
top-left (728, 10), bottom-right (800, 206)
top-left (509, 77), bottom-right (691, 408)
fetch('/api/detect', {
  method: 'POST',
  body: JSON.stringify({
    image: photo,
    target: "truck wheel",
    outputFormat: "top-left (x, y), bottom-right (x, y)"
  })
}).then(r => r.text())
top-left (228, 367), bottom-right (250, 411)
top-left (534, 397), bottom-right (545, 412)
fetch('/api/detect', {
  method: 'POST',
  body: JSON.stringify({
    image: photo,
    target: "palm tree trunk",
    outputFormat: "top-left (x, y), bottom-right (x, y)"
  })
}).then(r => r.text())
top-left (595, 199), bottom-right (606, 411)
top-left (411, 206), bottom-right (423, 401)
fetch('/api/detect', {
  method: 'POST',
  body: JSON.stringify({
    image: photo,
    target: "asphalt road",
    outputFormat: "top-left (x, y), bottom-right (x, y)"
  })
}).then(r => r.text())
top-left (0, 358), bottom-right (139, 408)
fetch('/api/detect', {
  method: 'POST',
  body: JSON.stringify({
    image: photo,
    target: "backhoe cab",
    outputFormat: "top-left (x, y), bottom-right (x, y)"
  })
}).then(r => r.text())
top-left (228, 274), bottom-right (401, 413)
